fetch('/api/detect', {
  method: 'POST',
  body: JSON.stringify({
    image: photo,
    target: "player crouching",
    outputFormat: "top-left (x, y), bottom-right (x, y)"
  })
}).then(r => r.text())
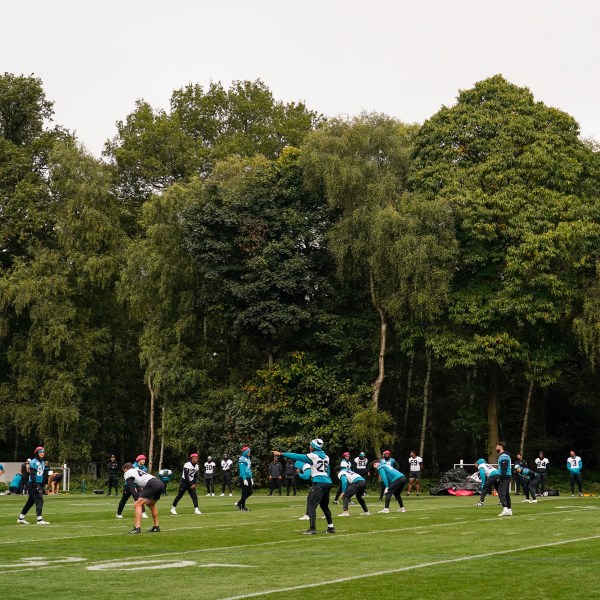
top-left (122, 462), bottom-right (163, 534)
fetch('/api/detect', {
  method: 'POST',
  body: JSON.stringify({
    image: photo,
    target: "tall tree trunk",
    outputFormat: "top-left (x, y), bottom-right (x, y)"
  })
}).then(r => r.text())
top-left (401, 354), bottom-right (414, 456)
top-left (158, 405), bottom-right (165, 471)
top-left (203, 313), bottom-right (208, 341)
top-left (370, 271), bottom-right (387, 412)
top-left (419, 347), bottom-right (432, 457)
top-left (487, 368), bottom-right (500, 463)
top-left (519, 380), bottom-right (534, 455)
top-left (147, 374), bottom-right (156, 471)
top-left (268, 350), bottom-right (274, 370)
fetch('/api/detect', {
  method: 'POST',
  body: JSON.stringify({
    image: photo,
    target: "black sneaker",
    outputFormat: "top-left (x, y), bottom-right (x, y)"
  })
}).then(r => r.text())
top-left (303, 529), bottom-right (317, 535)
top-left (325, 527), bottom-right (336, 534)
top-left (241, 507), bottom-right (250, 512)
top-left (129, 527), bottom-right (141, 534)
top-left (332, 500), bottom-right (339, 504)
top-left (148, 526), bottom-right (160, 532)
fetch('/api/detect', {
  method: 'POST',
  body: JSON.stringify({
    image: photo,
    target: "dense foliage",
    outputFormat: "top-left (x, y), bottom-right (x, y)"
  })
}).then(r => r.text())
top-left (2, 73), bottom-right (600, 476)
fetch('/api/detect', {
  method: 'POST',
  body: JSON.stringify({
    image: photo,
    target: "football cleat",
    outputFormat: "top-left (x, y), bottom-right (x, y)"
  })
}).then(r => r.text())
top-left (115, 514), bottom-right (123, 519)
top-left (37, 519), bottom-right (50, 525)
top-left (141, 512), bottom-right (148, 518)
top-left (325, 527), bottom-right (336, 534)
top-left (148, 526), bottom-right (160, 532)
top-left (17, 518), bottom-right (29, 525)
top-left (299, 515), bottom-right (310, 520)
top-left (194, 508), bottom-right (202, 515)
top-left (360, 511), bottom-right (370, 516)
top-left (338, 511), bottom-right (350, 517)
top-left (129, 527), bottom-right (141, 534)
top-left (474, 502), bottom-right (484, 506)
top-left (397, 507), bottom-right (406, 513)
top-left (170, 507), bottom-right (177, 515)
top-left (378, 508), bottom-right (390, 514)
top-left (303, 529), bottom-right (317, 535)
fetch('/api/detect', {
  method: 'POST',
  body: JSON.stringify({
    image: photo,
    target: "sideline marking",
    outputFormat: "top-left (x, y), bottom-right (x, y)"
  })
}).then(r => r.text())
top-left (220, 534), bottom-right (600, 599)
top-left (88, 559), bottom-right (254, 571)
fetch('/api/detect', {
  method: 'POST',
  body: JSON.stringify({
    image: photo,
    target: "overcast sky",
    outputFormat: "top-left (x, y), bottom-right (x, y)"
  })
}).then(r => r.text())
top-left (3, 1), bottom-right (599, 156)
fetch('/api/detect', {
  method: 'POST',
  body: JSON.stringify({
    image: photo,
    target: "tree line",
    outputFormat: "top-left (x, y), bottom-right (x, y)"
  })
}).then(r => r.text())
top-left (2, 72), bottom-right (600, 474)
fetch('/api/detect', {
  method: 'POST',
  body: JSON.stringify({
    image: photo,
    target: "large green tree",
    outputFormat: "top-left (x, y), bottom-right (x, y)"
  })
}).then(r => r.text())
top-left (412, 75), bottom-right (600, 459)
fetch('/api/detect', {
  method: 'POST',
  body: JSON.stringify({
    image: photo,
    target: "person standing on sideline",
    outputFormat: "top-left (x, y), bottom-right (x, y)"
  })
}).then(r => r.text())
top-left (338, 466), bottom-right (370, 517)
top-left (204, 456), bottom-right (216, 496)
top-left (374, 459), bottom-right (407, 514)
top-left (106, 454), bottom-right (120, 496)
top-left (534, 451), bottom-right (549, 496)
top-left (333, 452), bottom-right (352, 504)
top-left (236, 447), bottom-right (253, 511)
top-left (513, 453), bottom-right (528, 495)
top-left (116, 454), bottom-right (148, 519)
top-left (122, 462), bottom-right (163, 534)
top-left (272, 439), bottom-right (336, 535)
top-left (220, 453), bottom-right (233, 496)
top-left (268, 456), bottom-right (283, 496)
top-left (353, 452), bottom-right (369, 485)
top-left (283, 459), bottom-right (297, 496)
top-left (170, 453), bottom-right (202, 515)
top-left (406, 451), bottom-right (423, 496)
top-left (378, 450), bottom-right (398, 501)
top-left (514, 465), bottom-right (541, 503)
top-left (567, 450), bottom-right (583, 497)
top-left (473, 459), bottom-right (501, 506)
top-left (17, 446), bottom-right (50, 525)
top-left (496, 442), bottom-right (513, 517)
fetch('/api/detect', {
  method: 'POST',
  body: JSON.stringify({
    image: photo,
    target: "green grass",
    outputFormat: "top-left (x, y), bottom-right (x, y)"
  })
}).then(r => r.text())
top-left (1, 490), bottom-right (599, 599)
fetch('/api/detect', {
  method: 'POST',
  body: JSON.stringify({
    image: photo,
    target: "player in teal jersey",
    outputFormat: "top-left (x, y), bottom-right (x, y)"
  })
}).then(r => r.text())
top-left (17, 446), bottom-right (50, 525)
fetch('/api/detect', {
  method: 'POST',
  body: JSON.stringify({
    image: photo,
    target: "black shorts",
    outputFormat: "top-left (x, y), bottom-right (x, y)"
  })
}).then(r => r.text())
top-left (139, 479), bottom-right (164, 502)
top-left (409, 471), bottom-right (421, 480)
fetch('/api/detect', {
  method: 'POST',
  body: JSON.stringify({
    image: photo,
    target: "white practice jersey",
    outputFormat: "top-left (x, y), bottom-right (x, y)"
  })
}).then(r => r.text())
top-left (204, 461), bottom-right (216, 475)
top-left (340, 459), bottom-right (351, 469)
top-left (409, 456), bottom-right (423, 472)
top-left (307, 452), bottom-right (330, 478)
top-left (124, 467), bottom-right (156, 488)
top-left (535, 458), bottom-right (549, 470)
top-left (479, 463), bottom-right (498, 477)
top-left (181, 461), bottom-right (199, 483)
top-left (340, 469), bottom-right (363, 484)
top-left (354, 457), bottom-right (369, 471)
top-left (221, 459), bottom-right (233, 471)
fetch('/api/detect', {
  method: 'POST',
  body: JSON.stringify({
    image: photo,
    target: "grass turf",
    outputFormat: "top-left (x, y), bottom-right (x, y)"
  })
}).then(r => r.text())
top-left (1, 491), bottom-right (599, 599)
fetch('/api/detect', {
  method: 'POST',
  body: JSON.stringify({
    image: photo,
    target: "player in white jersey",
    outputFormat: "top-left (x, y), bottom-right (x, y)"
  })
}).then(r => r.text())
top-left (220, 454), bottom-right (233, 496)
top-left (406, 451), bottom-right (423, 496)
top-left (204, 456), bottom-right (216, 496)
top-left (534, 451), bottom-right (549, 496)
top-left (171, 453), bottom-right (202, 515)
top-left (122, 462), bottom-right (163, 534)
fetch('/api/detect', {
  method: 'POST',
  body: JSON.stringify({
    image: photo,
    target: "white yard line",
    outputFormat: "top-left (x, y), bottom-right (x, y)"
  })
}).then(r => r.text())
top-left (220, 534), bottom-right (600, 600)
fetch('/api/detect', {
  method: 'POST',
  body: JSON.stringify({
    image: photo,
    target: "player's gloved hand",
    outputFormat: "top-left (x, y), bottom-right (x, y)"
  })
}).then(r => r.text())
top-left (384, 488), bottom-right (388, 494)
top-left (36, 485), bottom-right (43, 494)
top-left (251, 479), bottom-right (255, 486)
top-left (243, 479), bottom-right (249, 486)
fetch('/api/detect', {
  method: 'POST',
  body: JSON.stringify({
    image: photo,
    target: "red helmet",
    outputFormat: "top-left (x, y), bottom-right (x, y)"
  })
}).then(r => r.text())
top-left (190, 453), bottom-right (199, 459)
top-left (135, 454), bottom-right (146, 462)
top-left (342, 451), bottom-right (350, 458)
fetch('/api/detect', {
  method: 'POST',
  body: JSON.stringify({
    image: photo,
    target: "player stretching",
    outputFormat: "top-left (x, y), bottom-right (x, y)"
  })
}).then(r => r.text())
top-left (122, 462), bottom-right (163, 534)
top-left (374, 459), bottom-right (407, 513)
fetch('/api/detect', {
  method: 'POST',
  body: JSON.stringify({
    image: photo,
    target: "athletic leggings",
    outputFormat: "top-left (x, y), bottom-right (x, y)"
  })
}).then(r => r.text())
top-left (172, 482), bottom-right (199, 508)
top-left (342, 481), bottom-right (368, 512)
top-left (384, 476), bottom-right (406, 509)
top-left (237, 478), bottom-right (253, 509)
top-left (307, 483), bottom-right (333, 530)
top-left (21, 484), bottom-right (44, 517)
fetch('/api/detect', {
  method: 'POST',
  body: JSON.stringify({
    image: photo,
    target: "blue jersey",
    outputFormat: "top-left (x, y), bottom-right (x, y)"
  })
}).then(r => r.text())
top-left (133, 461), bottom-right (148, 473)
top-left (377, 462), bottom-right (405, 487)
top-left (29, 458), bottom-right (45, 484)
top-left (520, 467), bottom-right (540, 481)
top-left (10, 473), bottom-right (22, 488)
top-left (294, 461), bottom-right (311, 481)
top-left (567, 456), bottom-right (582, 474)
top-left (239, 452), bottom-right (252, 479)
top-left (498, 452), bottom-right (512, 478)
top-left (283, 451), bottom-right (332, 484)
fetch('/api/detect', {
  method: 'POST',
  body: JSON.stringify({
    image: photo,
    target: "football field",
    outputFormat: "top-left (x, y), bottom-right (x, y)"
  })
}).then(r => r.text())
top-left (1, 492), bottom-right (599, 599)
